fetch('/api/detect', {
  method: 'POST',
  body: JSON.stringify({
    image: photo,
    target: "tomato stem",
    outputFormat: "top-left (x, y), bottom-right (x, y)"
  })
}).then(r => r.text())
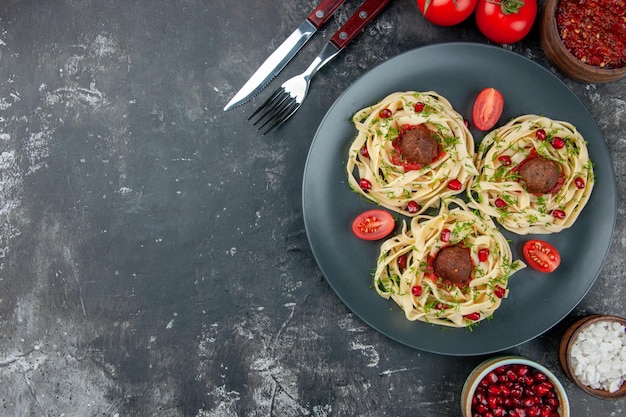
top-left (486, 0), bottom-right (525, 15)
top-left (423, 0), bottom-right (432, 15)
top-left (422, 0), bottom-right (460, 15)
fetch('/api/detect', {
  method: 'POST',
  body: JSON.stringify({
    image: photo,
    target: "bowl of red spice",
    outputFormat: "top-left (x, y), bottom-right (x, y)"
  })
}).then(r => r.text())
top-left (559, 315), bottom-right (626, 399)
top-left (461, 356), bottom-right (570, 417)
top-left (540, 0), bottom-right (626, 83)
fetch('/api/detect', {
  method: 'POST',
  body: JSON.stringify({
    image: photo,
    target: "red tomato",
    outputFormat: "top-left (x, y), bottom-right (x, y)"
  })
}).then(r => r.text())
top-left (416, 0), bottom-right (478, 26)
top-left (472, 87), bottom-right (504, 131)
top-left (475, 0), bottom-right (537, 44)
top-left (351, 209), bottom-right (395, 241)
top-left (523, 240), bottom-right (561, 273)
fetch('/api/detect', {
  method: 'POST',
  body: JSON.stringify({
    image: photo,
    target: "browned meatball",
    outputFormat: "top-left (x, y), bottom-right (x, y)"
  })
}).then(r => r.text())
top-left (398, 124), bottom-right (438, 165)
top-left (518, 156), bottom-right (560, 194)
top-left (433, 246), bottom-right (472, 285)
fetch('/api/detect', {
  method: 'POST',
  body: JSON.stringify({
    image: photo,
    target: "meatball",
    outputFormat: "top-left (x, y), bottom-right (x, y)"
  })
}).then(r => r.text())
top-left (518, 156), bottom-right (560, 194)
top-left (398, 124), bottom-right (438, 165)
top-left (433, 246), bottom-right (472, 285)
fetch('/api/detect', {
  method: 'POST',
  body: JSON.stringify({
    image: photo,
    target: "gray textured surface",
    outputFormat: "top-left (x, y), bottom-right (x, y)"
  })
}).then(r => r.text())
top-left (0, 0), bottom-right (623, 416)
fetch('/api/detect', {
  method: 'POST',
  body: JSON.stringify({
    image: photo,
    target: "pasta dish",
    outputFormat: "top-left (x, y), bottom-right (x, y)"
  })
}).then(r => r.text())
top-left (468, 115), bottom-right (594, 234)
top-left (373, 198), bottom-right (526, 328)
top-left (347, 91), bottom-right (478, 216)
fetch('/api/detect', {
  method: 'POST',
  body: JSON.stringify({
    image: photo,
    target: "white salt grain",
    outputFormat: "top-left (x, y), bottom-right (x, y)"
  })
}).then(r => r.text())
top-left (570, 320), bottom-right (626, 393)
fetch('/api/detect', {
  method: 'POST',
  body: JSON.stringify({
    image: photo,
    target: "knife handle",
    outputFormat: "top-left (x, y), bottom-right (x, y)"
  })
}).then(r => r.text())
top-left (307, 0), bottom-right (346, 29)
top-left (330, 0), bottom-right (391, 49)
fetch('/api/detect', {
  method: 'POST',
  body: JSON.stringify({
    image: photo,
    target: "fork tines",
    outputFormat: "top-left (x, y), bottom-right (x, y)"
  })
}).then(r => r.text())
top-left (248, 88), bottom-right (298, 135)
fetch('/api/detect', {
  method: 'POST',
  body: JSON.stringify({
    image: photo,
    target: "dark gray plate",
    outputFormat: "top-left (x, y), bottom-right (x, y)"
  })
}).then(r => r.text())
top-left (302, 43), bottom-right (617, 356)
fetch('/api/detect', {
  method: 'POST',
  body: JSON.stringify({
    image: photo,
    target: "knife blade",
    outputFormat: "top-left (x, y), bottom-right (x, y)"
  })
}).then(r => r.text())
top-left (224, 0), bottom-right (346, 111)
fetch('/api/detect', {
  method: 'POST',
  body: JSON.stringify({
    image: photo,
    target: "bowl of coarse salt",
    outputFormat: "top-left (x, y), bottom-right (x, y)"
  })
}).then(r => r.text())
top-left (559, 315), bottom-right (626, 399)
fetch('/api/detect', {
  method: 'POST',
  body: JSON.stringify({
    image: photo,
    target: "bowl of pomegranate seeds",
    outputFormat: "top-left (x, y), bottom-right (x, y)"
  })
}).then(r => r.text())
top-left (461, 356), bottom-right (570, 417)
top-left (559, 315), bottom-right (626, 399)
top-left (540, 0), bottom-right (626, 83)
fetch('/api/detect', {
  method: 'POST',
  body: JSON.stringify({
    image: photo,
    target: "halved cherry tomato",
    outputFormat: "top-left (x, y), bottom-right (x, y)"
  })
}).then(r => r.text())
top-left (523, 240), bottom-right (561, 273)
top-left (416, 0), bottom-right (478, 27)
top-left (472, 87), bottom-right (504, 131)
top-left (475, 0), bottom-right (537, 44)
top-left (352, 209), bottom-right (395, 241)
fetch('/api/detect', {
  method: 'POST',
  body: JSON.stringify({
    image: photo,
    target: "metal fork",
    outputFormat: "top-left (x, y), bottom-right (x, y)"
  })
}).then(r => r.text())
top-left (249, 0), bottom-right (391, 135)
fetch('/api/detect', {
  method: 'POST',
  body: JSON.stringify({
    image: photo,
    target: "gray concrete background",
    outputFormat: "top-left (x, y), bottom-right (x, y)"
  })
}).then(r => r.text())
top-left (0, 0), bottom-right (624, 416)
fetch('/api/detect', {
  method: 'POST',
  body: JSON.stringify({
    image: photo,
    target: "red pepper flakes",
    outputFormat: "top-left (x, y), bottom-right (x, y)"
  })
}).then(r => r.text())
top-left (555, 0), bottom-right (626, 69)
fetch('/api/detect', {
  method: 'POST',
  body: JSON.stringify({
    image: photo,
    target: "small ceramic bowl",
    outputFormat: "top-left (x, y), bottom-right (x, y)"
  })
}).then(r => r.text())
top-left (559, 315), bottom-right (626, 399)
top-left (461, 356), bottom-right (569, 417)
top-left (540, 0), bottom-right (626, 83)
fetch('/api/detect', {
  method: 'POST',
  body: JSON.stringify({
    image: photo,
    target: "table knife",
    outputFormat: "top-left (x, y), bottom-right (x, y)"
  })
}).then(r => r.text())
top-left (224, 0), bottom-right (346, 111)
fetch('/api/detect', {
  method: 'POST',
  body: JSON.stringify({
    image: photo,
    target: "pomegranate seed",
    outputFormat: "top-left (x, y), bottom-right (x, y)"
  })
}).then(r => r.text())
top-left (435, 303), bottom-right (447, 310)
top-left (478, 248), bottom-right (489, 262)
top-left (475, 391), bottom-right (488, 403)
top-left (475, 403), bottom-right (488, 413)
top-left (510, 409), bottom-right (526, 417)
top-left (494, 285), bottom-right (506, 298)
top-left (528, 406), bottom-right (541, 417)
top-left (510, 387), bottom-right (523, 399)
top-left (498, 155), bottom-right (512, 166)
top-left (516, 365), bottom-right (530, 377)
top-left (464, 119), bottom-right (470, 129)
top-left (551, 136), bottom-right (566, 149)
top-left (413, 102), bottom-right (425, 112)
top-left (535, 129), bottom-right (547, 140)
top-left (359, 178), bottom-right (372, 190)
top-left (411, 285), bottom-right (422, 296)
top-left (506, 369), bottom-right (518, 382)
top-left (447, 179), bottom-right (463, 191)
top-left (407, 200), bottom-right (420, 214)
top-left (397, 254), bottom-right (407, 269)
top-left (522, 375), bottom-right (535, 387)
top-left (379, 108), bottom-right (392, 118)
top-left (499, 384), bottom-right (510, 397)
top-left (495, 198), bottom-right (507, 208)
top-left (465, 312), bottom-right (480, 321)
top-left (552, 209), bottom-right (566, 219)
top-left (574, 177), bottom-right (585, 189)
top-left (545, 397), bottom-right (559, 408)
top-left (540, 406), bottom-right (553, 417)
top-left (486, 372), bottom-right (499, 384)
top-left (536, 382), bottom-right (553, 396)
top-left (534, 372), bottom-right (547, 382)
top-left (523, 397), bottom-right (536, 408)
top-left (493, 407), bottom-right (506, 417)
top-left (487, 392), bottom-right (501, 407)
top-left (440, 228), bottom-right (451, 242)
top-left (360, 145), bottom-right (369, 158)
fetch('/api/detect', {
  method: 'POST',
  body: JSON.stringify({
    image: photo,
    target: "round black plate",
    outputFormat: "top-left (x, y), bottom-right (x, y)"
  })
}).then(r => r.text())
top-left (302, 43), bottom-right (617, 356)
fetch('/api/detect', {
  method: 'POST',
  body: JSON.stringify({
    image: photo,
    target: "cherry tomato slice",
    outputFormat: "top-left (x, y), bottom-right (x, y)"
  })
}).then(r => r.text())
top-left (352, 209), bottom-right (395, 241)
top-left (472, 87), bottom-right (504, 131)
top-left (523, 240), bottom-right (561, 273)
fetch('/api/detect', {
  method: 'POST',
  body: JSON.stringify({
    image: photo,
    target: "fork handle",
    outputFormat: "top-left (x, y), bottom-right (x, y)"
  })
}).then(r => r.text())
top-left (307, 0), bottom-right (347, 29)
top-left (330, 0), bottom-right (391, 49)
